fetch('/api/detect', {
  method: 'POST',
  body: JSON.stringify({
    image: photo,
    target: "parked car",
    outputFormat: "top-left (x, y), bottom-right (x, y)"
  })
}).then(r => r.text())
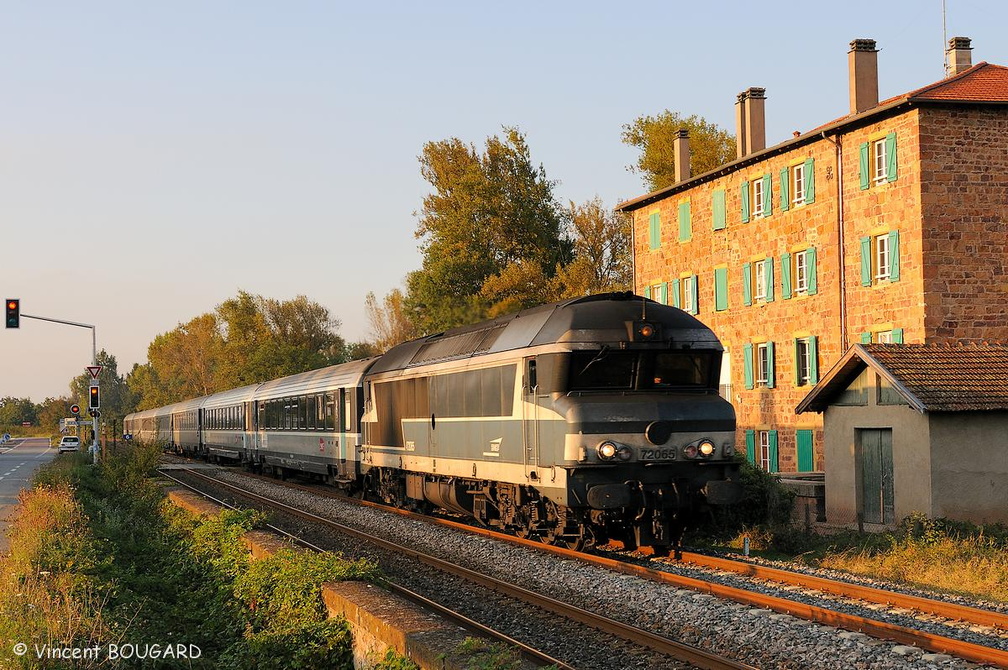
top-left (58, 436), bottom-right (81, 453)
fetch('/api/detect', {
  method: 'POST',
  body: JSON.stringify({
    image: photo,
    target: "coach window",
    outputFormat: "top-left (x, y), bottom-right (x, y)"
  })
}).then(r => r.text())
top-left (306, 395), bottom-right (317, 430)
top-left (343, 389), bottom-right (353, 432)
top-left (325, 393), bottom-right (335, 431)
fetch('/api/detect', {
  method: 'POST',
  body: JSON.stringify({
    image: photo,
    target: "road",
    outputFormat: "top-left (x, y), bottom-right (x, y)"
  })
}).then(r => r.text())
top-left (0, 437), bottom-right (58, 553)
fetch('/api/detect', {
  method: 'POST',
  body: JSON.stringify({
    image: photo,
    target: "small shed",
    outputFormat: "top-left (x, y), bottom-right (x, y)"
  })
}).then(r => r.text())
top-left (796, 343), bottom-right (1008, 527)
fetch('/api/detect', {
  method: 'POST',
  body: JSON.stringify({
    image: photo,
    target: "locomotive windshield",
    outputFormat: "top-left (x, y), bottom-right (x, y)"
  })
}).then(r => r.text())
top-left (567, 349), bottom-right (715, 391)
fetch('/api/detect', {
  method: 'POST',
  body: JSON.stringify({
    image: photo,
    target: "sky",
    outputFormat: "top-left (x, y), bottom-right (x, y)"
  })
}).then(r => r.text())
top-left (1, 0), bottom-right (1004, 402)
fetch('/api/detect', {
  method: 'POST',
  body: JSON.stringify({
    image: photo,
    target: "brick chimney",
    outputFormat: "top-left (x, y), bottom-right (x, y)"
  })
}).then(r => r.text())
top-left (744, 87), bottom-right (766, 154)
top-left (946, 36), bottom-right (973, 76)
top-left (734, 88), bottom-right (766, 158)
top-left (673, 129), bottom-right (690, 182)
top-left (848, 39), bottom-right (879, 114)
top-left (735, 92), bottom-right (748, 159)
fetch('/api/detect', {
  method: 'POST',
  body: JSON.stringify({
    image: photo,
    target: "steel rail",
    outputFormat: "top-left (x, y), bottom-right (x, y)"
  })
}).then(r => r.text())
top-left (214, 468), bottom-right (1008, 668)
top-left (162, 466), bottom-right (755, 670)
top-left (159, 469), bottom-right (572, 670)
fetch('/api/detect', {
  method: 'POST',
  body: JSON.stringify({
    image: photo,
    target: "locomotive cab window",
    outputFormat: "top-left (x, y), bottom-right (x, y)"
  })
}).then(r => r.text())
top-left (567, 350), bottom-right (715, 391)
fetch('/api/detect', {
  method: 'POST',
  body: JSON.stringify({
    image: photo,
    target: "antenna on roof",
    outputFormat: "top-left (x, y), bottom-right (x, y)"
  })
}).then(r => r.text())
top-left (942, 0), bottom-right (949, 76)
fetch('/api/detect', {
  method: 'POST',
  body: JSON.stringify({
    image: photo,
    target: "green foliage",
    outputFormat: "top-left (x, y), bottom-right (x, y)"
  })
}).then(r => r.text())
top-left (454, 637), bottom-right (522, 670)
top-left (373, 648), bottom-right (420, 670)
top-left (128, 291), bottom-right (349, 409)
top-left (622, 110), bottom-right (736, 191)
top-left (406, 127), bottom-right (571, 334)
top-left (552, 197), bottom-right (632, 297)
top-left (714, 459), bottom-right (795, 534)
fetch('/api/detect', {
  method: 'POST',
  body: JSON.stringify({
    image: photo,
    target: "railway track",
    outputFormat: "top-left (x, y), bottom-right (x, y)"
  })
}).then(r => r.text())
top-left (163, 462), bottom-right (1008, 668)
top-left (161, 465), bottom-right (755, 670)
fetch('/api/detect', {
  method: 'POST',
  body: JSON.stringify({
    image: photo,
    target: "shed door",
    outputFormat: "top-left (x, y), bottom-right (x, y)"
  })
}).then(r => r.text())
top-left (857, 428), bottom-right (894, 524)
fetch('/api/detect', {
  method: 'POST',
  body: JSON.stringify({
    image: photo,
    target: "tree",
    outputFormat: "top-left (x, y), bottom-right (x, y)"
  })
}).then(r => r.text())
top-left (406, 127), bottom-right (571, 334)
top-left (622, 111), bottom-right (735, 191)
top-left (0, 397), bottom-right (37, 428)
top-left (553, 198), bottom-right (632, 297)
top-left (70, 350), bottom-right (136, 427)
top-left (365, 289), bottom-right (416, 353)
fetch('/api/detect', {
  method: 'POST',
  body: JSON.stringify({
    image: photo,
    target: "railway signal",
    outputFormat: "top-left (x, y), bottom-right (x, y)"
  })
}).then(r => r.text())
top-left (89, 385), bottom-right (100, 411)
top-left (71, 404), bottom-right (81, 415)
top-left (5, 299), bottom-right (19, 328)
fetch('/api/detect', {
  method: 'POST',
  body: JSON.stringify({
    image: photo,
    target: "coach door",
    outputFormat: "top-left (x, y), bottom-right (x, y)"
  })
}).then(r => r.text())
top-left (522, 357), bottom-right (540, 480)
top-left (857, 428), bottom-right (894, 525)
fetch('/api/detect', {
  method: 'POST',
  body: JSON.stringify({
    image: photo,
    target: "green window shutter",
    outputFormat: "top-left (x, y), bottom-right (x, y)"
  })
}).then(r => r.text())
top-left (859, 142), bottom-right (870, 190)
top-left (809, 335), bottom-right (819, 383)
top-left (889, 230), bottom-right (900, 281)
top-left (643, 285), bottom-right (651, 300)
top-left (740, 181), bottom-right (750, 223)
top-left (649, 212), bottom-right (660, 249)
top-left (743, 344), bottom-right (754, 389)
top-left (690, 274), bottom-right (699, 315)
top-left (892, 328), bottom-right (904, 344)
top-left (679, 201), bottom-right (692, 241)
top-left (765, 257), bottom-right (775, 303)
top-left (807, 248), bottom-right (818, 295)
top-left (860, 332), bottom-right (872, 344)
top-left (886, 132), bottom-right (898, 182)
top-left (860, 236), bottom-right (872, 286)
top-left (779, 168), bottom-right (789, 212)
top-left (712, 189), bottom-right (727, 230)
top-left (671, 278), bottom-right (681, 309)
top-left (769, 430), bottom-right (779, 472)
top-left (766, 341), bottom-right (776, 389)
top-left (763, 174), bottom-right (772, 215)
top-left (781, 252), bottom-right (792, 300)
top-left (804, 158), bottom-right (815, 203)
top-left (742, 263), bottom-right (752, 306)
top-left (745, 430), bottom-right (756, 464)
top-left (714, 268), bottom-right (728, 311)
top-left (659, 282), bottom-right (668, 305)
top-left (796, 429), bottom-right (814, 472)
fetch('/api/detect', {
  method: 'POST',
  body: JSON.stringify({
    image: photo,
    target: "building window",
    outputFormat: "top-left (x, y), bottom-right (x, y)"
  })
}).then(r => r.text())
top-left (744, 341), bottom-right (774, 389)
top-left (792, 162), bottom-right (806, 206)
top-left (860, 133), bottom-right (897, 189)
top-left (782, 248), bottom-right (817, 299)
top-left (754, 259), bottom-right (768, 301)
top-left (860, 328), bottom-right (903, 344)
top-left (756, 343), bottom-right (770, 386)
top-left (794, 251), bottom-right (808, 293)
top-left (759, 430), bottom-right (773, 472)
top-left (796, 429), bottom-right (815, 473)
top-left (651, 283), bottom-right (667, 305)
top-left (648, 212), bottom-right (660, 250)
top-left (681, 275), bottom-right (696, 314)
top-left (860, 231), bottom-right (900, 285)
top-left (712, 189), bottom-right (727, 231)
top-left (752, 179), bottom-right (764, 218)
top-left (714, 267), bottom-right (729, 311)
top-left (678, 201), bottom-right (691, 242)
top-left (745, 429), bottom-right (778, 471)
top-left (877, 330), bottom-right (893, 343)
top-left (873, 138), bottom-right (888, 184)
top-left (794, 336), bottom-right (818, 387)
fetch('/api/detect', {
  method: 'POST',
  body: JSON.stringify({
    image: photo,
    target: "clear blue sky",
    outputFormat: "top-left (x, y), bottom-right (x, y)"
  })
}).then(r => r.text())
top-left (1, 0), bottom-right (1003, 401)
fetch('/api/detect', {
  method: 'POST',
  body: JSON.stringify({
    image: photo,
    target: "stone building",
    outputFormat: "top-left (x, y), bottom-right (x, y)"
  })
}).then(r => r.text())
top-left (796, 343), bottom-right (1008, 526)
top-left (617, 38), bottom-right (1008, 474)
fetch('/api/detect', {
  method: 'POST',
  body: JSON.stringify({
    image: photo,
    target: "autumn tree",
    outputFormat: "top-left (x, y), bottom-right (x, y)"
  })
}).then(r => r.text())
top-left (622, 111), bottom-right (735, 191)
top-left (554, 198), bottom-right (632, 297)
top-left (365, 288), bottom-right (416, 353)
top-left (406, 127), bottom-right (571, 334)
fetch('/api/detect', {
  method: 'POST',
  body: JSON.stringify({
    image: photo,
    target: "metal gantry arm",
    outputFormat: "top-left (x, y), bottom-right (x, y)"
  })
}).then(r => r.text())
top-left (20, 313), bottom-right (99, 463)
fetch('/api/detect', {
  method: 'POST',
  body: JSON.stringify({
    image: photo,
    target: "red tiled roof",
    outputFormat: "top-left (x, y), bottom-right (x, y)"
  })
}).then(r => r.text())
top-left (797, 343), bottom-right (1008, 413)
top-left (902, 62), bottom-right (1008, 103)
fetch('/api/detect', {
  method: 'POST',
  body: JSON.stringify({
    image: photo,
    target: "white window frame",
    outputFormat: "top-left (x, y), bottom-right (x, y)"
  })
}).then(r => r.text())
top-left (794, 250), bottom-right (808, 294)
top-left (877, 330), bottom-right (894, 343)
top-left (652, 284), bottom-right (665, 305)
top-left (792, 163), bottom-right (806, 206)
top-left (754, 259), bottom-right (767, 301)
top-left (796, 337), bottom-right (812, 386)
top-left (681, 275), bottom-right (695, 313)
top-left (759, 430), bottom-right (772, 471)
top-left (873, 138), bottom-right (888, 184)
top-left (875, 234), bottom-right (891, 281)
top-left (752, 179), bottom-right (764, 218)
top-left (756, 342), bottom-right (769, 386)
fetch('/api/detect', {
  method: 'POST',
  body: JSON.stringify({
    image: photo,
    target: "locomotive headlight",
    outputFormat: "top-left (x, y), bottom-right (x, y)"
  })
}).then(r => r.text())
top-left (598, 441), bottom-right (618, 460)
top-left (698, 440), bottom-right (715, 457)
top-left (683, 444), bottom-right (698, 459)
top-left (616, 445), bottom-right (633, 461)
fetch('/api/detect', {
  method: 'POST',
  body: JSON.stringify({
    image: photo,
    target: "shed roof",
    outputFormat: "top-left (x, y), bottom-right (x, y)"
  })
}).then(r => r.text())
top-left (796, 343), bottom-right (1008, 414)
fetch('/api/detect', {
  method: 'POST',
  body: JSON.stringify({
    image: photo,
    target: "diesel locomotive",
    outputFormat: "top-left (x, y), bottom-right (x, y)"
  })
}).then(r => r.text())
top-left (126, 292), bottom-right (741, 551)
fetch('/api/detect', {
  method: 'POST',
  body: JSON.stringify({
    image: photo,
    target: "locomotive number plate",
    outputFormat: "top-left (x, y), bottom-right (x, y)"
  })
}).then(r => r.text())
top-left (640, 448), bottom-right (677, 460)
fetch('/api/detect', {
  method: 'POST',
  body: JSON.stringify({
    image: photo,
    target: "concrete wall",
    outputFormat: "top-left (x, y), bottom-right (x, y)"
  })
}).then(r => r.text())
top-left (928, 412), bottom-right (1008, 523)
top-left (822, 370), bottom-right (931, 525)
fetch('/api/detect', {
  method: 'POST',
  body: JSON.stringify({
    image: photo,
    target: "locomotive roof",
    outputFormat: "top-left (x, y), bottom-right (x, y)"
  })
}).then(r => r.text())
top-left (369, 292), bottom-right (722, 374)
top-left (253, 356), bottom-right (376, 400)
